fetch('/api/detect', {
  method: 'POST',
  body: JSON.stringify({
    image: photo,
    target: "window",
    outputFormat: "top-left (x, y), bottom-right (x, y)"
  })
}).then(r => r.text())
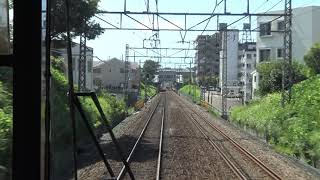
top-left (260, 22), bottom-right (271, 36)
top-left (278, 21), bottom-right (285, 31)
top-left (109, 68), bottom-right (111, 72)
top-left (277, 48), bottom-right (284, 58)
top-left (254, 76), bottom-right (256, 82)
top-left (247, 54), bottom-right (252, 59)
top-left (253, 54), bottom-right (257, 58)
top-left (247, 64), bottom-right (251, 69)
top-left (259, 49), bottom-right (271, 62)
top-left (93, 68), bottom-right (101, 73)
top-left (120, 68), bottom-right (124, 73)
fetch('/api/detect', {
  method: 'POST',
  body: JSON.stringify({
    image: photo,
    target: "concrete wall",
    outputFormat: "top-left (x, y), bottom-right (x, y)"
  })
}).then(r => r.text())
top-left (219, 30), bottom-right (239, 88)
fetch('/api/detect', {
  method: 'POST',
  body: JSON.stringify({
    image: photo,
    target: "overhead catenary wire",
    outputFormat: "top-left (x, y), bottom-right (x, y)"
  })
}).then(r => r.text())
top-left (200, 0), bottom-right (224, 35)
top-left (226, 0), bottom-right (284, 29)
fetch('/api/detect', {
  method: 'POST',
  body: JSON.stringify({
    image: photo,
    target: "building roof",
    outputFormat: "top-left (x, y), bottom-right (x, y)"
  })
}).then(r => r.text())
top-left (93, 61), bottom-right (104, 67)
top-left (157, 68), bottom-right (194, 73)
top-left (93, 58), bottom-right (139, 69)
top-left (51, 39), bottom-right (93, 50)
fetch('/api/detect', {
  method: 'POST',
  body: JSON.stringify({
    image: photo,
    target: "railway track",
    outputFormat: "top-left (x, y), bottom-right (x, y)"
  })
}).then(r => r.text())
top-left (117, 92), bottom-right (166, 180)
top-left (173, 92), bottom-right (282, 180)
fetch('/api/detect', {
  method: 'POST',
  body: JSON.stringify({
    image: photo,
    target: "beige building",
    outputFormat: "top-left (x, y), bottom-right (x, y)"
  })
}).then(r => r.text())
top-left (93, 58), bottom-right (140, 93)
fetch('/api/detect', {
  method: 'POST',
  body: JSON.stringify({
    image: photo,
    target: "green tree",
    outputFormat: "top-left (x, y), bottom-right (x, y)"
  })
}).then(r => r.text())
top-left (142, 60), bottom-right (160, 82)
top-left (304, 43), bottom-right (320, 74)
top-left (204, 75), bottom-right (218, 88)
top-left (50, 0), bottom-right (104, 40)
top-left (257, 61), bottom-right (309, 96)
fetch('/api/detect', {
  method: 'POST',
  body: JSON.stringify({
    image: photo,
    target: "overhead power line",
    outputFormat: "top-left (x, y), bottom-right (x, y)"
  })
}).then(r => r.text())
top-left (201, 0), bottom-right (224, 35)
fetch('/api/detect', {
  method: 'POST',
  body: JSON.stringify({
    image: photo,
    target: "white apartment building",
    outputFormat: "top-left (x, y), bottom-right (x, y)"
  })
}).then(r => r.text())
top-left (219, 29), bottom-right (241, 96)
top-left (252, 6), bottom-right (320, 97)
top-left (238, 42), bottom-right (256, 102)
top-left (92, 58), bottom-right (140, 92)
top-left (51, 41), bottom-right (94, 91)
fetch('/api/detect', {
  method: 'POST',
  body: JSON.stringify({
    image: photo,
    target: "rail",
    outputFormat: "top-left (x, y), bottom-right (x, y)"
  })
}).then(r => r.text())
top-left (117, 93), bottom-right (165, 180)
top-left (175, 92), bottom-right (282, 180)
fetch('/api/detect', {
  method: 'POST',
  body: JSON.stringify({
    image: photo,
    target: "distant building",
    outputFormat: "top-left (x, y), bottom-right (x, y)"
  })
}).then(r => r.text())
top-left (253, 6), bottom-right (320, 98)
top-left (195, 33), bottom-right (221, 85)
top-left (51, 40), bottom-right (94, 91)
top-left (251, 70), bottom-right (259, 99)
top-left (92, 58), bottom-right (140, 93)
top-left (238, 42), bottom-right (256, 102)
top-left (219, 29), bottom-right (240, 96)
top-left (158, 68), bottom-right (178, 85)
top-left (156, 68), bottom-right (195, 84)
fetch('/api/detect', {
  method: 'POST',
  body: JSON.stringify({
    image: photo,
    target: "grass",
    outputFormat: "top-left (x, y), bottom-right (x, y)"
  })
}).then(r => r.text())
top-left (140, 82), bottom-right (157, 100)
top-left (230, 75), bottom-right (320, 167)
top-left (178, 84), bottom-right (201, 104)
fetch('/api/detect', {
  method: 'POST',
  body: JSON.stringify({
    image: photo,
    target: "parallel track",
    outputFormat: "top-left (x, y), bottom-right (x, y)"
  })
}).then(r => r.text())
top-left (173, 92), bottom-right (282, 180)
top-left (117, 93), bottom-right (166, 180)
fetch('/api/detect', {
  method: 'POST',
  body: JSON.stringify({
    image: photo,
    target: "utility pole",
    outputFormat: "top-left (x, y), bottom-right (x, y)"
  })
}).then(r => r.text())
top-left (220, 23), bottom-right (228, 120)
top-left (138, 60), bottom-right (141, 98)
top-left (189, 60), bottom-right (192, 95)
top-left (124, 44), bottom-right (129, 115)
top-left (134, 52), bottom-right (136, 63)
top-left (281, 0), bottom-right (292, 107)
top-left (144, 75), bottom-right (148, 103)
top-left (78, 22), bottom-right (87, 92)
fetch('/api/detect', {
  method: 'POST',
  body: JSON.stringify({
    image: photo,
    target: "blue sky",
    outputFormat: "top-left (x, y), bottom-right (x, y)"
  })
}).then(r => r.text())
top-left (84, 0), bottom-right (320, 68)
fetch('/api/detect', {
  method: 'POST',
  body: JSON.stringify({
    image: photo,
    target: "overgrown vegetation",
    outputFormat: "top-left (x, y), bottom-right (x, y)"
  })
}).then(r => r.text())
top-left (231, 44), bottom-right (320, 168)
top-left (256, 61), bottom-right (311, 96)
top-left (142, 60), bottom-right (160, 82)
top-left (0, 57), bottom-right (129, 178)
top-left (140, 82), bottom-right (157, 99)
top-left (51, 57), bottom-right (129, 178)
top-left (178, 84), bottom-right (201, 104)
top-left (304, 43), bottom-right (320, 74)
top-left (231, 75), bottom-right (320, 168)
top-left (0, 68), bottom-right (12, 177)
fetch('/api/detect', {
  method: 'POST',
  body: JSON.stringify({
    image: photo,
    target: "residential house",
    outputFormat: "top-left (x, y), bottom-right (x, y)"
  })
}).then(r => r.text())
top-left (92, 58), bottom-right (140, 93)
top-left (51, 40), bottom-right (94, 91)
top-left (252, 6), bottom-right (320, 97)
